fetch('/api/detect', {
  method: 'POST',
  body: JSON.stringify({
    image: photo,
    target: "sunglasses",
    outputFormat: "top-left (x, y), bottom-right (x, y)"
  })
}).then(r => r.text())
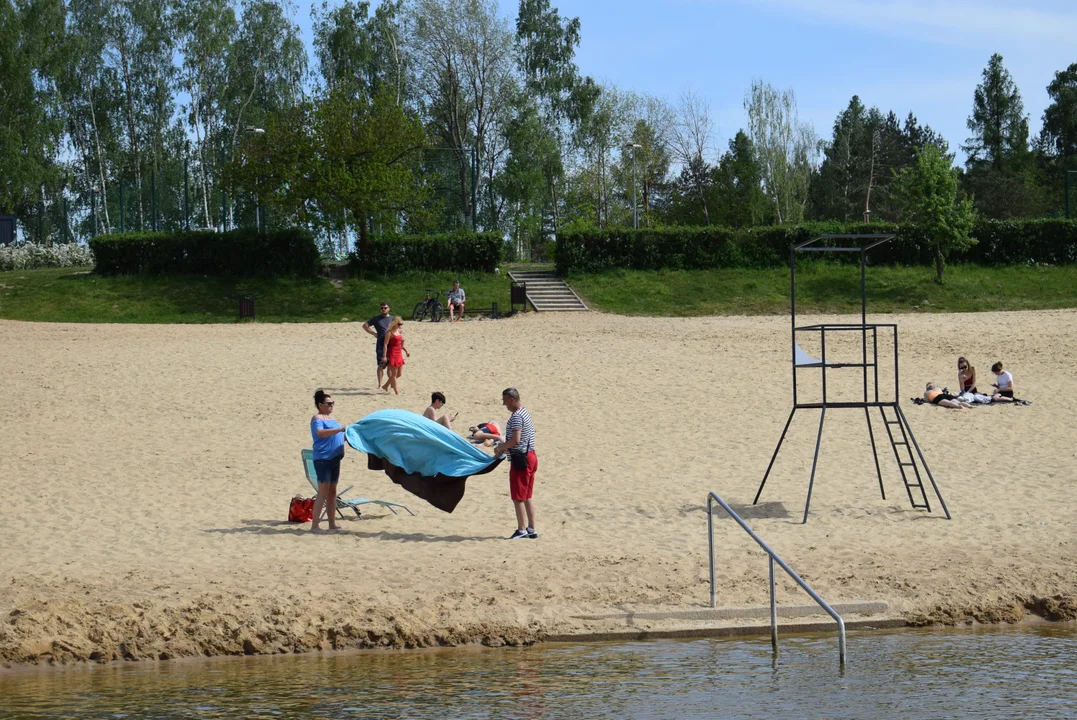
top-left (322, 401), bottom-right (335, 406)
top-left (959, 365), bottom-right (968, 369)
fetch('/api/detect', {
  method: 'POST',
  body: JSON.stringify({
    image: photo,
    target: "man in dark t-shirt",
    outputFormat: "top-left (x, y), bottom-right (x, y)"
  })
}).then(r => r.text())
top-left (361, 302), bottom-right (393, 389)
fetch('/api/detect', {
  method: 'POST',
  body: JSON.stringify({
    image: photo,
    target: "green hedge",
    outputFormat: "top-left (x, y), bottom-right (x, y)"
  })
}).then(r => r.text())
top-left (352, 231), bottom-right (502, 274)
top-left (89, 228), bottom-right (321, 277)
top-left (555, 219), bottom-right (1077, 273)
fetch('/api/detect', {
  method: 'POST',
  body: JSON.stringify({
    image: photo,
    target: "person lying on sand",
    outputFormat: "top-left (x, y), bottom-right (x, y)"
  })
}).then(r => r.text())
top-left (924, 383), bottom-right (974, 409)
top-left (468, 422), bottom-right (502, 446)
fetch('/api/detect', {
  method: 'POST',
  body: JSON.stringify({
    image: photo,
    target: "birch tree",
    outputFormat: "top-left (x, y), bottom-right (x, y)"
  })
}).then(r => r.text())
top-left (744, 79), bottom-right (818, 224)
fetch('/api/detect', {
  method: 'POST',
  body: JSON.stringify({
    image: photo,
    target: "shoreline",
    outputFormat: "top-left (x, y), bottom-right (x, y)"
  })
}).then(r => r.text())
top-left (3, 593), bottom-right (1075, 672)
top-left (2, 311), bottom-right (1076, 673)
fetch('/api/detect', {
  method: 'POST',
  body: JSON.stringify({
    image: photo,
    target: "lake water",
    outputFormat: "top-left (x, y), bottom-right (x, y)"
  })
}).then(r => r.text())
top-left (2, 624), bottom-right (1075, 719)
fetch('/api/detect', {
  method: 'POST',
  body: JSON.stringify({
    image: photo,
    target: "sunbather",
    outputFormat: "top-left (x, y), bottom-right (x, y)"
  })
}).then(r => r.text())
top-left (924, 382), bottom-right (974, 409)
top-left (468, 421), bottom-right (502, 445)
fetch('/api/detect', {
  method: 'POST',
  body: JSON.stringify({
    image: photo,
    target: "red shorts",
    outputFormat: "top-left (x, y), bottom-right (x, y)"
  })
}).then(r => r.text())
top-left (509, 451), bottom-right (538, 501)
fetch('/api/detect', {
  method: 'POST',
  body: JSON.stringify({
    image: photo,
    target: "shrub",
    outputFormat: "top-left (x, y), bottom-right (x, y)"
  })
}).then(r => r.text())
top-left (555, 219), bottom-right (1077, 274)
top-left (352, 231), bottom-right (502, 274)
top-left (0, 242), bottom-right (95, 271)
top-left (89, 228), bottom-right (321, 277)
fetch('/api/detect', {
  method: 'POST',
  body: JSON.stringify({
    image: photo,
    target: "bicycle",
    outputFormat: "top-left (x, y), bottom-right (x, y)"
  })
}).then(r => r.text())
top-left (412, 289), bottom-right (446, 322)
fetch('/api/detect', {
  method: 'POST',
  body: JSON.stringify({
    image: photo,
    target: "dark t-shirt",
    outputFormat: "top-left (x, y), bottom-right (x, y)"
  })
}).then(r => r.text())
top-left (367, 315), bottom-right (392, 356)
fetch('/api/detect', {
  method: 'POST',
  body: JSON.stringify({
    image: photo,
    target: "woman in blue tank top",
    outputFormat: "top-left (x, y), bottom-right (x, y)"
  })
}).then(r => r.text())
top-left (310, 389), bottom-right (347, 532)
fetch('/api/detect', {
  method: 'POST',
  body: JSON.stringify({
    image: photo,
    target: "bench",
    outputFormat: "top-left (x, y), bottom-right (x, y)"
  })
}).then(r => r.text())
top-left (452, 302), bottom-right (502, 320)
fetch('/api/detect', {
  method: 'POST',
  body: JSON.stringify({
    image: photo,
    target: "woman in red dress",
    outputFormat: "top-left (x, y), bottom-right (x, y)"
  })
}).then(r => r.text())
top-left (381, 316), bottom-right (410, 394)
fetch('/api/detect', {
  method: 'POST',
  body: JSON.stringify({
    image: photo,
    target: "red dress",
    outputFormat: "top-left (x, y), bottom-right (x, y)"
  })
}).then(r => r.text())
top-left (387, 332), bottom-right (405, 367)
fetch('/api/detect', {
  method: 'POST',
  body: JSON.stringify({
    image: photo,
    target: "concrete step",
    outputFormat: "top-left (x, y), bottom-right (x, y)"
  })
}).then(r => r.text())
top-left (507, 270), bottom-right (589, 313)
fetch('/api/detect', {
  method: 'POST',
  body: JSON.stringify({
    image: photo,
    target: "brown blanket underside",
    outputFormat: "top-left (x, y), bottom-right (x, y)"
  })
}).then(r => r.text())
top-left (366, 454), bottom-right (504, 513)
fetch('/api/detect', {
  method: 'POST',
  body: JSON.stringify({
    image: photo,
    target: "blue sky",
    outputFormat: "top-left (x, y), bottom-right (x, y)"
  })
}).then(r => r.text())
top-left (292, 0), bottom-right (1077, 164)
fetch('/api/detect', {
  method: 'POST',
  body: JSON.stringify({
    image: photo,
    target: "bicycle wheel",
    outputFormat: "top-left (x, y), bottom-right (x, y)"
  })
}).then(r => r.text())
top-left (431, 302), bottom-right (444, 322)
top-left (412, 301), bottom-right (427, 322)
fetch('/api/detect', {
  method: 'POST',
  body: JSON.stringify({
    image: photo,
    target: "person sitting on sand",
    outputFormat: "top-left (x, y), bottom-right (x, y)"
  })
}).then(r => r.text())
top-left (957, 356), bottom-right (978, 394)
top-left (423, 391), bottom-right (458, 429)
top-left (989, 361), bottom-right (1015, 403)
top-left (468, 421), bottom-right (502, 445)
top-left (924, 382), bottom-right (974, 409)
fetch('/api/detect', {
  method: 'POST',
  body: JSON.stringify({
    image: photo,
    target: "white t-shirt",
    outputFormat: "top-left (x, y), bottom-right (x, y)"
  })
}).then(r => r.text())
top-left (996, 370), bottom-right (1013, 390)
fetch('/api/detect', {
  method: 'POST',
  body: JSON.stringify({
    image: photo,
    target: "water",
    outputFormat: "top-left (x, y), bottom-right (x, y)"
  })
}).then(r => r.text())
top-left (2, 624), bottom-right (1075, 719)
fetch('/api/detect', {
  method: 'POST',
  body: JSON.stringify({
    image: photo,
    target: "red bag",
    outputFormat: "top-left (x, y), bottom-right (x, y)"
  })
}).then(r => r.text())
top-left (289, 496), bottom-right (314, 523)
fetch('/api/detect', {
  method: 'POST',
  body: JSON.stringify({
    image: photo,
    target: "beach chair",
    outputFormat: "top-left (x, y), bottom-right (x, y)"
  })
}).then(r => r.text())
top-left (301, 449), bottom-right (415, 520)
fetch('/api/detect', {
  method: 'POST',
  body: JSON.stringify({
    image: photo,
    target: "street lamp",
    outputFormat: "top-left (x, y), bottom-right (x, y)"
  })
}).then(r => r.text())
top-left (625, 143), bottom-right (641, 229)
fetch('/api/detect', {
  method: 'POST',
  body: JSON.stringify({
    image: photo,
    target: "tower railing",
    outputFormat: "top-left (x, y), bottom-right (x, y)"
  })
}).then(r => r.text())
top-left (707, 491), bottom-right (846, 667)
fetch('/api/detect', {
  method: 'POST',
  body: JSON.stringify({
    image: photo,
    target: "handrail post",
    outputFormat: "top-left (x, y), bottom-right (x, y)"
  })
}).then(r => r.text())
top-left (769, 556), bottom-right (778, 652)
top-left (708, 495), bottom-right (716, 608)
top-left (707, 491), bottom-right (846, 667)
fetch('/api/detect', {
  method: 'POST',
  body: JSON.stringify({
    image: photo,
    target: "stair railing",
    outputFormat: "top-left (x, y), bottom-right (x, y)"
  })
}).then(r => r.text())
top-left (707, 491), bottom-right (846, 666)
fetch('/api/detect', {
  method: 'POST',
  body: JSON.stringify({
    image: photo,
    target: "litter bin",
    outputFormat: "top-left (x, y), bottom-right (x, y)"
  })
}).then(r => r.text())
top-left (238, 295), bottom-right (256, 320)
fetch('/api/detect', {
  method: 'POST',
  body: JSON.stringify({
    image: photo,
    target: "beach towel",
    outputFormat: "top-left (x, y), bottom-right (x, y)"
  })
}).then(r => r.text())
top-left (345, 409), bottom-right (503, 513)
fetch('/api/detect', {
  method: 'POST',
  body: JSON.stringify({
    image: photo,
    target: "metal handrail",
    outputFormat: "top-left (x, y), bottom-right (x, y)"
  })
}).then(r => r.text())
top-left (707, 491), bottom-right (846, 666)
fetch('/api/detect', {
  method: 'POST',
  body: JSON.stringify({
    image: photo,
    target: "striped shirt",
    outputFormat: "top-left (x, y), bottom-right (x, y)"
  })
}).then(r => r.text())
top-left (505, 407), bottom-right (536, 453)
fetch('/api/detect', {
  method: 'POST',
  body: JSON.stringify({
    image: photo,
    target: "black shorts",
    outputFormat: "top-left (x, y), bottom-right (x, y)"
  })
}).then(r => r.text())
top-left (313, 454), bottom-right (342, 484)
top-left (931, 393), bottom-right (957, 405)
top-left (998, 389), bottom-right (1013, 398)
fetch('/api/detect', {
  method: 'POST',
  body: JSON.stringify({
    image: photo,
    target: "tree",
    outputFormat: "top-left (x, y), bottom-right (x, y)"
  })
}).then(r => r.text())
top-left (515, 0), bottom-right (593, 234)
top-left (232, 90), bottom-right (428, 261)
top-left (668, 90), bottom-right (714, 224)
top-left (712, 131), bottom-right (769, 227)
top-left (408, 0), bottom-right (516, 230)
top-left (894, 144), bottom-right (977, 284)
top-left (963, 53), bottom-right (1030, 171)
top-left (744, 80), bottom-right (818, 224)
top-left (177, 0), bottom-right (238, 228)
top-left (0, 0), bottom-right (66, 232)
top-left (1041, 63), bottom-right (1077, 163)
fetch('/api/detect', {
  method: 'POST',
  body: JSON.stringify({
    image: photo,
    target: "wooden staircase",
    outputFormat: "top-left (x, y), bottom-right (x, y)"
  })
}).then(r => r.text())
top-left (507, 270), bottom-right (589, 312)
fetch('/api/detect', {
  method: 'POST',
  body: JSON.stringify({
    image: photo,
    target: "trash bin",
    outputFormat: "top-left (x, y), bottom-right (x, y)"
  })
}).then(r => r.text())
top-left (238, 295), bottom-right (256, 320)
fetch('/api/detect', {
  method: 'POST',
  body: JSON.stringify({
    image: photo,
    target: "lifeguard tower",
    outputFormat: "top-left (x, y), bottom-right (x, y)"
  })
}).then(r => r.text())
top-left (752, 234), bottom-right (951, 523)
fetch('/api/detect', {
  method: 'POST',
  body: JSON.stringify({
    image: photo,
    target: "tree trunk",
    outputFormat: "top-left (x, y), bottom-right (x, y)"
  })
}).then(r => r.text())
top-left (89, 89), bottom-right (111, 233)
top-left (115, 30), bottom-right (144, 230)
top-left (934, 240), bottom-right (945, 284)
top-left (357, 212), bottom-right (370, 268)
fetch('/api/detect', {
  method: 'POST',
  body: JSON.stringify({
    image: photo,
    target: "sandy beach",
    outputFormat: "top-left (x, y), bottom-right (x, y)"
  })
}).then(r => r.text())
top-left (1, 309), bottom-right (1076, 666)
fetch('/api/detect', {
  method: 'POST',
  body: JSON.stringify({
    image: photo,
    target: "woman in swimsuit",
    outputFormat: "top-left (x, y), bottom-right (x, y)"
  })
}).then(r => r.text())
top-left (957, 357), bottom-right (977, 394)
top-left (924, 382), bottom-right (974, 409)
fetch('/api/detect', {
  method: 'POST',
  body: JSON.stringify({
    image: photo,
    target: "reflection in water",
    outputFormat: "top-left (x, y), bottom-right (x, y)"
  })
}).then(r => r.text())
top-left (2, 624), bottom-right (1075, 719)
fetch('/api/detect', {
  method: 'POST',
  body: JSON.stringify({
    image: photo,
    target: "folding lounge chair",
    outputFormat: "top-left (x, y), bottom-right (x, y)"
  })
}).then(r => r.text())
top-left (301, 449), bottom-right (415, 520)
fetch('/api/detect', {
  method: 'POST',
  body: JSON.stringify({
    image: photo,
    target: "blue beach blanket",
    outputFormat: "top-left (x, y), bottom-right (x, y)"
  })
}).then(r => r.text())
top-left (345, 409), bottom-right (503, 512)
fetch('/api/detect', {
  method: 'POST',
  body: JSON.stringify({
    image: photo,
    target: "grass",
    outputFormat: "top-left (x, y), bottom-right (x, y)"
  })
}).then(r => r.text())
top-left (0, 268), bottom-right (512, 323)
top-left (2, 263), bottom-right (1077, 323)
top-left (568, 263), bottom-right (1077, 316)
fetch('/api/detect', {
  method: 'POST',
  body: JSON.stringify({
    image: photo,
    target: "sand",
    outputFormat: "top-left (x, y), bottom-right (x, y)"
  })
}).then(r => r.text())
top-left (1, 309), bottom-right (1076, 666)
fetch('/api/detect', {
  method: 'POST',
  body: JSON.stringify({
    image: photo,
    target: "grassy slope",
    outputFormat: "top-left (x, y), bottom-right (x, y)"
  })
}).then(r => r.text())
top-left (0, 268), bottom-right (512, 323)
top-left (568, 264), bottom-right (1077, 316)
top-left (2, 263), bottom-right (1077, 323)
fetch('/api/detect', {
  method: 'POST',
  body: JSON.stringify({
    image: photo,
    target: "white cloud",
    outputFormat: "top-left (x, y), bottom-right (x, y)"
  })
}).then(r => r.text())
top-left (719, 0), bottom-right (1077, 47)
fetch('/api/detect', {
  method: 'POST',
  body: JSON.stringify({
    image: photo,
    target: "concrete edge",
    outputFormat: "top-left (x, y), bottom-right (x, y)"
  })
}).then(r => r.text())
top-left (544, 616), bottom-right (908, 644)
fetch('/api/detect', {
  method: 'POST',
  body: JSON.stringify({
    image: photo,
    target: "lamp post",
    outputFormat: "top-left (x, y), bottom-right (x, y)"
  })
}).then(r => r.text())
top-left (625, 142), bottom-right (641, 229)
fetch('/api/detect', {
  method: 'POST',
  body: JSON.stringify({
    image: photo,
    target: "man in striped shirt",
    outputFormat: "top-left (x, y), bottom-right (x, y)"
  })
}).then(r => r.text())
top-left (493, 387), bottom-right (538, 539)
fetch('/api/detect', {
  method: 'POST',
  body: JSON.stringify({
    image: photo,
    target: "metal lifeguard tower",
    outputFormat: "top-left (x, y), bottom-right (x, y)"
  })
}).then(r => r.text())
top-left (752, 234), bottom-right (951, 523)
